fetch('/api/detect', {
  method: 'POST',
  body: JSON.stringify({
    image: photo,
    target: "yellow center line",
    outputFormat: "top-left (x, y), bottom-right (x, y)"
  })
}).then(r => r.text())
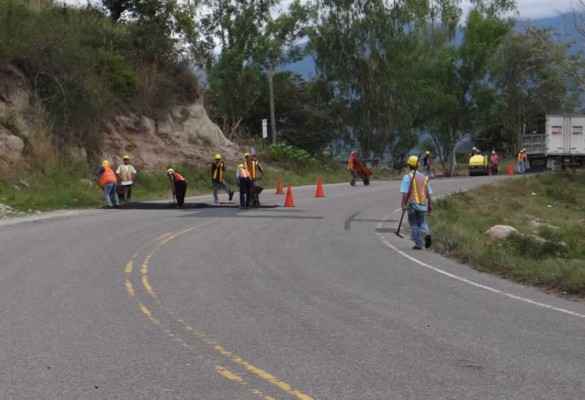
top-left (129, 220), bottom-right (314, 400)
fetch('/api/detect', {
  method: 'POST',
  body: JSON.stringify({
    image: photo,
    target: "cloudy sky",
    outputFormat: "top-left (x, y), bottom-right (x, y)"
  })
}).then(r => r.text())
top-left (62, 0), bottom-right (577, 20)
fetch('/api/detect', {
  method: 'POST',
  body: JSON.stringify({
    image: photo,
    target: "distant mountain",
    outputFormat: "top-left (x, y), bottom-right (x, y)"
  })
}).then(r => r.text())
top-left (281, 13), bottom-right (580, 80)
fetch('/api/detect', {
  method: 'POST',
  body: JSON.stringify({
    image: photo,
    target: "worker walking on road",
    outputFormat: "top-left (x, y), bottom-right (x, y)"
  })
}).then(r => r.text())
top-left (422, 150), bottom-right (432, 177)
top-left (236, 163), bottom-right (253, 209)
top-left (116, 155), bottom-right (137, 201)
top-left (490, 150), bottom-right (500, 175)
top-left (400, 156), bottom-right (432, 250)
top-left (211, 154), bottom-right (234, 203)
top-left (167, 167), bottom-right (188, 208)
top-left (517, 149), bottom-right (527, 174)
top-left (347, 150), bottom-right (361, 186)
top-left (95, 160), bottom-right (120, 208)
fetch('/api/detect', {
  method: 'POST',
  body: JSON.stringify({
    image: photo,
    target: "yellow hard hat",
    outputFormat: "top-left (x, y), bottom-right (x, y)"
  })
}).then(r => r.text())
top-left (123, 155), bottom-right (130, 160)
top-left (102, 160), bottom-right (110, 167)
top-left (492, 150), bottom-right (496, 154)
top-left (238, 163), bottom-right (245, 168)
top-left (425, 150), bottom-right (430, 155)
top-left (407, 155), bottom-right (419, 167)
top-left (214, 154), bottom-right (222, 159)
top-left (522, 148), bottom-right (526, 152)
top-left (244, 152), bottom-right (251, 157)
top-left (166, 168), bottom-right (174, 174)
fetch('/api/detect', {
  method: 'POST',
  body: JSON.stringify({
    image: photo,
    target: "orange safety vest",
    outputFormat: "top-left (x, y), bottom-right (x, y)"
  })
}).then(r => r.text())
top-left (99, 166), bottom-right (117, 187)
top-left (239, 167), bottom-right (251, 179)
top-left (347, 155), bottom-right (359, 170)
top-left (170, 172), bottom-right (187, 182)
top-left (409, 172), bottom-right (429, 205)
top-left (246, 160), bottom-right (260, 179)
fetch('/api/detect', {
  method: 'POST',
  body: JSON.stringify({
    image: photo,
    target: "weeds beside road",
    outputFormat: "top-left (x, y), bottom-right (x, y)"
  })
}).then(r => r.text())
top-left (432, 171), bottom-right (585, 298)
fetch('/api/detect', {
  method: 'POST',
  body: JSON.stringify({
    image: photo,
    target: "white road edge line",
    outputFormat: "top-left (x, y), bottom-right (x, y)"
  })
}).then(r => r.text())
top-left (377, 217), bottom-right (585, 320)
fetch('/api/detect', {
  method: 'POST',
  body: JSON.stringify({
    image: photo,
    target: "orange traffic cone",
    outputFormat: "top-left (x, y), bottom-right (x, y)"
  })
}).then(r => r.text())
top-left (275, 176), bottom-right (284, 194)
top-left (315, 176), bottom-right (324, 198)
top-left (284, 184), bottom-right (295, 207)
top-left (508, 163), bottom-right (514, 176)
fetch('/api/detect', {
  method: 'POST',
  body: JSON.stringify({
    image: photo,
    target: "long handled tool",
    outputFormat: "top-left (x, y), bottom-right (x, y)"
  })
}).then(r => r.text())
top-left (395, 154), bottom-right (422, 238)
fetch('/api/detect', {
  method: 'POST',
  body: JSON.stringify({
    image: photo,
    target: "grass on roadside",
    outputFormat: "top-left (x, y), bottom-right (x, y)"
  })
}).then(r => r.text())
top-left (431, 171), bottom-right (585, 297)
top-left (0, 160), bottom-right (398, 212)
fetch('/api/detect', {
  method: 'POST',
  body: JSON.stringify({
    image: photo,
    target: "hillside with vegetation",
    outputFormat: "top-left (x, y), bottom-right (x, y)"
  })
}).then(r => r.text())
top-left (2, 0), bottom-right (585, 172)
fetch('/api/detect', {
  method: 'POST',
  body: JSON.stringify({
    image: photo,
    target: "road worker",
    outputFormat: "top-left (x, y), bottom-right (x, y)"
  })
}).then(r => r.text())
top-left (422, 150), bottom-right (432, 177)
top-left (167, 167), bottom-right (188, 208)
top-left (245, 152), bottom-right (263, 182)
top-left (490, 150), bottom-right (500, 175)
top-left (211, 154), bottom-right (234, 203)
top-left (236, 163), bottom-right (253, 209)
top-left (95, 160), bottom-right (119, 208)
top-left (116, 155), bottom-right (137, 201)
top-left (517, 149), bottom-right (527, 174)
top-left (400, 155), bottom-right (432, 250)
top-left (347, 150), bottom-right (361, 186)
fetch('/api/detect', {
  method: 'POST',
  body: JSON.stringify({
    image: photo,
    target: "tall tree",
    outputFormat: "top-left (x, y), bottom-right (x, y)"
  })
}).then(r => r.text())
top-left (418, 0), bottom-right (515, 175)
top-left (191, 0), bottom-right (311, 141)
top-left (308, 0), bottom-right (442, 160)
top-left (485, 28), bottom-right (580, 153)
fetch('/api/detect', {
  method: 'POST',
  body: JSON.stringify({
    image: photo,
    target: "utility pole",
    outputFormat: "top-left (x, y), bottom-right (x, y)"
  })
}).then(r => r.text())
top-left (268, 63), bottom-right (277, 144)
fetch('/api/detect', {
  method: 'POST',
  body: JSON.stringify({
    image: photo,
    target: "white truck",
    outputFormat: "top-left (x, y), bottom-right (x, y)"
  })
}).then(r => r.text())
top-left (521, 114), bottom-right (585, 171)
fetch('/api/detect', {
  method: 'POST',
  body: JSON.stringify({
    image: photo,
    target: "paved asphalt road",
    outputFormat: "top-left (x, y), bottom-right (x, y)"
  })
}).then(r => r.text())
top-left (1, 175), bottom-right (584, 400)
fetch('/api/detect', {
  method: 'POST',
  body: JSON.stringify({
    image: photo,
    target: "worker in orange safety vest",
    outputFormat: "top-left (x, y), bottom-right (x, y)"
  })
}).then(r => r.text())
top-left (236, 163), bottom-right (253, 209)
top-left (167, 167), bottom-right (188, 208)
top-left (347, 150), bottom-right (361, 186)
top-left (95, 160), bottom-right (120, 208)
top-left (517, 149), bottom-right (527, 174)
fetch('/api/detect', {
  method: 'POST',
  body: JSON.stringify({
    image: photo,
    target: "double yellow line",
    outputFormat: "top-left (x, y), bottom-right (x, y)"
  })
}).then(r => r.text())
top-left (124, 220), bottom-right (313, 400)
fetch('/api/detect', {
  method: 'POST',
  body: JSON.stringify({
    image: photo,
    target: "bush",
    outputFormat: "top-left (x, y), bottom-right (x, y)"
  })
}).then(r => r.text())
top-left (265, 143), bottom-right (316, 165)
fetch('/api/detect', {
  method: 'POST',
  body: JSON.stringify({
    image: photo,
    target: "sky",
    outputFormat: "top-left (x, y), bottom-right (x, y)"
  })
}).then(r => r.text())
top-left (61, 0), bottom-right (577, 20)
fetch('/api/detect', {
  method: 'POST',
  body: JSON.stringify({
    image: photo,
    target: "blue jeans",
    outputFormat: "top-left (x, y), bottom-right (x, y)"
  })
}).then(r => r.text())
top-left (103, 182), bottom-right (119, 207)
top-left (407, 209), bottom-right (430, 247)
top-left (517, 161), bottom-right (526, 174)
top-left (213, 180), bottom-right (233, 202)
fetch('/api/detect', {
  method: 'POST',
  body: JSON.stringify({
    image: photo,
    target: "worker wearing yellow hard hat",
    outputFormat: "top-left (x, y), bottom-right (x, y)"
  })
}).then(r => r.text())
top-left (211, 153), bottom-right (234, 204)
top-left (422, 150), bottom-right (432, 177)
top-left (517, 148), bottom-right (528, 174)
top-left (400, 155), bottom-right (432, 250)
top-left (166, 166), bottom-right (188, 208)
top-left (116, 154), bottom-right (137, 201)
top-left (95, 159), bottom-right (119, 208)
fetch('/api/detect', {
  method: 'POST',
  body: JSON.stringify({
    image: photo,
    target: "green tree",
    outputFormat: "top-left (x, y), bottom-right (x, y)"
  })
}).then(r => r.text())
top-left (486, 28), bottom-right (580, 154)
top-left (418, 1), bottom-right (515, 175)
top-left (308, 0), bottom-right (432, 161)
top-left (191, 0), bottom-right (311, 142)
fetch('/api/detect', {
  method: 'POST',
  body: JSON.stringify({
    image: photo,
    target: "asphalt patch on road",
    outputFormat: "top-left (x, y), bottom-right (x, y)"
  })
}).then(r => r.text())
top-left (117, 202), bottom-right (279, 210)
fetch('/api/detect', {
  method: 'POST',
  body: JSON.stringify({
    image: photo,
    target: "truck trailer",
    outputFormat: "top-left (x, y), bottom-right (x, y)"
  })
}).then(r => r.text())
top-left (521, 114), bottom-right (585, 171)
